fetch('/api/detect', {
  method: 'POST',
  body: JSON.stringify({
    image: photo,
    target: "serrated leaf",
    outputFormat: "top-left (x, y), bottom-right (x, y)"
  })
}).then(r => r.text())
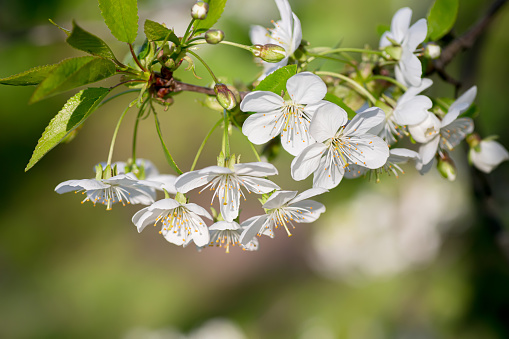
top-left (26, 87), bottom-right (111, 171)
top-left (98, 0), bottom-right (139, 43)
top-left (324, 92), bottom-right (357, 119)
top-left (193, 0), bottom-right (228, 32)
top-left (0, 64), bottom-right (57, 86)
top-left (254, 65), bottom-right (297, 94)
top-left (30, 56), bottom-right (116, 103)
top-left (66, 20), bottom-right (116, 60)
top-left (49, 19), bottom-right (71, 36)
top-left (427, 0), bottom-right (459, 41)
top-left (144, 19), bottom-right (180, 45)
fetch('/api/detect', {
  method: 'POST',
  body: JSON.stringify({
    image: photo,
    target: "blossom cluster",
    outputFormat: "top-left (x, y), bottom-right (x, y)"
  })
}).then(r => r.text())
top-left (42, 0), bottom-right (507, 254)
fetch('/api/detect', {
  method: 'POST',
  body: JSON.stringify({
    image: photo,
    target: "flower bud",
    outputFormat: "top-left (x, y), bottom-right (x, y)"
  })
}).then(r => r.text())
top-left (424, 43), bottom-right (441, 59)
top-left (384, 45), bottom-right (402, 61)
top-left (251, 44), bottom-right (286, 63)
top-left (191, 1), bottom-right (208, 20)
top-left (437, 154), bottom-right (456, 181)
top-left (214, 83), bottom-right (237, 110)
top-left (205, 29), bottom-right (224, 44)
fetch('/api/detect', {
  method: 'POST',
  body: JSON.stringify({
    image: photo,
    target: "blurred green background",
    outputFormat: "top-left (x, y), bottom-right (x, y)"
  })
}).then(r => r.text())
top-left (1, 0), bottom-right (509, 338)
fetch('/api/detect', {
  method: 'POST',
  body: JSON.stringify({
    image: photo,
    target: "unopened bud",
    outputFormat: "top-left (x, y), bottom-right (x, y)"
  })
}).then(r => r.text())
top-left (205, 29), bottom-right (224, 44)
top-left (384, 45), bottom-right (402, 61)
top-left (251, 44), bottom-right (286, 63)
top-left (214, 84), bottom-right (237, 110)
top-left (437, 154), bottom-right (456, 181)
top-left (424, 43), bottom-right (441, 59)
top-left (191, 1), bottom-right (208, 20)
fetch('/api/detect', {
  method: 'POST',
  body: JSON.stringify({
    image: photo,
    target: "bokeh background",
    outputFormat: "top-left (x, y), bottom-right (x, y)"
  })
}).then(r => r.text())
top-left (1, 0), bottom-right (509, 338)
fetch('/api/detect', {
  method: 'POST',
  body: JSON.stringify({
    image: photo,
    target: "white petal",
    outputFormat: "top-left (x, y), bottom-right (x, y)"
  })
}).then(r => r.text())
top-left (440, 118), bottom-right (474, 150)
top-left (404, 18), bottom-right (427, 52)
top-left (241, 176), bottom-right (280, 194)
top-left (286, 72), bottom-right (327, 105)
top-left (144, 174), bottom-right (177, 194)
top-left (240, 215), bottom-right (268, 245)
top-left (240, 91), bottom-right (284, 113)
top-left (419, 136), bottom-right (440, 165)
top-left (291, 143), bottom-right (327, 181)
top-left (470, 140), bottom-right (509, 173)
top-left (343, 163), bottom-right (368, 179)
top-left (250, 25), bottom-right (271, 45)
top-left (290, 188), bottom-right (328, 204)
top-left (263, 190), bottom-right (298, 209)
top-left (234, 162), bottom-right (278, 177)
top-left (242, 111), bottom-right (283, 145)
top-left (391, 7), bottom-right (412, 43)
top-left (280, 119), bottom-right (316, 156)
top-left (309, 102), bottom-right (347, 142)
top-left (393, 95), bottom-right (432, 126)
top-left (379, 31), bottom-right (392, 49)
top-left (209, 221), bottom-right (241, 231)
top-left (149, 198), bottom-right (180, 211)
top-left (302, 100), bottom-right (330, 116)
top-left (312, 157), bottom-right (343, 189)
top-left (397, 51), bottom-right (422, 88)
top-left (442, 86), bottom-right (477, 127)
top-left (218, 185), bottom-right (240, 222)
top-left (291, 12), bottom-right (302, 54)
top-left (132, 206), bottom-right (158, 232)
top-left (174, 167), bottom-right (230, 193)
top-left (344, 107), bottom-right (385, 136)
top-left (55, 178), bottom-right (108, 193)
top-left (408, 112), bottom-right (441, 143)
top-left (347, 134), bottom-right (390, 169)
top-left (191, 221), bottom-right (210, 247)
top-left (388, 148), bottom-right (420, 163)
top-left (275, 0), bottom-right (293, 27)
top-left (185, 203), bottom-right (213, 220)
top-left (398, 78), bottom-right (433, 104)
top-left (289, 200), bottom-right (326, 223)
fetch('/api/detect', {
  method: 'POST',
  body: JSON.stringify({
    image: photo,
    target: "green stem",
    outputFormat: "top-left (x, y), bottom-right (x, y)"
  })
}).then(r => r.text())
top-left (151, 103), bottom-right (183, 175)
top-left (222, 109), bottom-right (230, 158)
top-left (231, 118), bottom-right (261, 162)
top-left (191, 39), bottom-right (253, 52)
top-left (187, 50), bottom-right (219, 83)
top-left (319, 48), bottom-right (384, 56)
top-left (132, 101), bottom-right (149, 163)
top-left (183, 19), bottom-right (196, 42)
top-left (107, 103), bottom-right (133, 167)
top-left (369, 75), bottom-right (408, 91)
top-left (315, 71), bottom-right (377, 105)
top-left (191, 118), bottom-right (223, 171)
top-left (129, 43), bottom-right (147, 72)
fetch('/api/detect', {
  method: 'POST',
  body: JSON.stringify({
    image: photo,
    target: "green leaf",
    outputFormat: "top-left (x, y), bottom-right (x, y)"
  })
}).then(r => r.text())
top-left (254, 65), bottom-right (297, 95)
top-left (325, 93), bottom-right (357, 119)
top-left (66, 20), bottom-right (116, 60)
top-left (144, 19), bottom-right (180, 45)
top-left (26, 87), bottom-right (111, 171)
top-left (0, 64), bottom-right (57, 86)
top-left (49, 19), bottom-right (71, 36)
top-left (30, 56), bottom-right (116, 103)
top-left (98, 0), bottom-right (139, 43)
top-left (193, 0), bottom-right (228, 32)
top-left (427, 0), bottom-right (459, 41)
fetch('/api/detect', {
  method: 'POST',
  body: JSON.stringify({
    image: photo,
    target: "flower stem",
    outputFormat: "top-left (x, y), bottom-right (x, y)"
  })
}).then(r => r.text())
top-left (315, 71), bottom-right (377, 105)
top-left (182, 19), bottom-right (196, 43)
top-left (107, 103), bottom-right (134, 167)
top-left (129, 43), bottom-right (147, 72)
top-left (151, 103), bottom-right (183, 175)
top-left (132, 101), bottom-right (149, 163)
top-left (222, 109), bottom-right (231, 158)
top-left (231, 118), bottom-right (261, 162)
top-left (191, 39), bottom-right (253, 52)
top-left (191, 118), bottom-right (223, 171)
top-left (98, 89), bottom-right (141, 108)
top-left (187, 50), bottom-right (219, 83)
top-left (319, 48), bottom-right (384, 56)
top-left (369, 75), bottom-right (408, 91)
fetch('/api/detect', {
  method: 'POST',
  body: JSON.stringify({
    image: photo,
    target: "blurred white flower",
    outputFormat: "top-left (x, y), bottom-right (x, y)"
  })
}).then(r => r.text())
top-left (208, 221), bottom-right (259, 253)
top-left (380, 7), bottom-right (427, 87)
top-left (188, 318), bottom-right (247, 339)
top-left (469, 139), bottom-right (509, 173)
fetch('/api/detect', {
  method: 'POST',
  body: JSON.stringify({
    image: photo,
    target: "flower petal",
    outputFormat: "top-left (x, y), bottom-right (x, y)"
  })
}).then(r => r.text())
top-left (250, 24), bottom-right (271, 45)
top-left (344, 107), bottom-right (385, 136)
top-left (185, 203), bottom-right (213, 220)
top-left (419, 135), bottom-right (440, 165)
top-left (280, 118), bottom-right (316, 156)
top-left (209, 221), bottom-right (241, 231)
top-left (312, 157), bottom-right (343, 189)
top-left (263, 190), bottom-right (298, 209)
top-left (442, 86), bottom-right (477, 127)
top-left (291, 12), bottom-right (302, 54)
top-left (241, 176), bottom-right (280, 194)
top-left (309, 102), bottom-right (347, 142)
top-left (388, 148), bottom-right (420, 163)
top-left (234, 162), bottom-right (278, 177)
top-left (397, 51), bottom-right (422, 88)
top-left (55, 179), bottom-right (108, 193)
top-left (347, 134), bottom-right (390, 169)
top-left (291, 142), bottom-right (327, 181)
top-left (393, 95), bottom-right (432, 126)
top-left (286, 72), bottom-right (327, 105)
top-left (240, 215), bottom-right (269, 245)
top-left (242, 111), bottom-right (283, 145)
top-left (391, 7), bottom-right (412, 43)
top-left (290, 188), bottom-right (328, 204)
top-left (439, 118), bottom-right (474, 151)
top-left (132, 206), bottom-right (161, 232)
top-left (240, 91), bottom-right (284, 113)
top-left (289, 200), bottom-right (326, 223)
top-left (470, 140), bottom-right (509, 173)
top-left (404, 18), bottom-right (427, 52)
top-left (398, 78), bottom-right (433, 104)
top-left (175, 167), bottom-right (230, 193)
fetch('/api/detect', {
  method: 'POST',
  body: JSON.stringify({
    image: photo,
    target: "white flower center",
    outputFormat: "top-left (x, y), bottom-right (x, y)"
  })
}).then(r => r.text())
top-left (210, 229), bottom-right (241, 253)
top-left (81, 184), bottom-right (133, 210)
top-left (156, 206), bottom-right (205, 242)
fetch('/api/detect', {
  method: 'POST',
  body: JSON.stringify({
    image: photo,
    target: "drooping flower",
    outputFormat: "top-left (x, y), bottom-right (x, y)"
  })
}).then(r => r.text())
top-left (250, 0), bottom-right (302, 79)
top-left (174, 162), bottom-right (280, 222)
top-left (344, 148), bottom-right (420, 181)
top-left (239, 188), bottom-right (327, 244)
top-left (240, 72), bottom-right (328, 156)
top-left (408, 86), bottom-right (477, 168)
top-left (291, 103), bottom-right (390, 189)
top-left (111, 159), bottom-right (177, 194)
top-left (208, 221), bottom-right (259, 253)
top-left (55, 172), bottom-right (155, 210)
top-left (380, 7), bottom-right (427, 87)
top-left (132, 198), bottom-right (211, 247)
top-left (372, 79), bottom-right (433, 144)
top-left (469, 138), bottom-right (509, 173)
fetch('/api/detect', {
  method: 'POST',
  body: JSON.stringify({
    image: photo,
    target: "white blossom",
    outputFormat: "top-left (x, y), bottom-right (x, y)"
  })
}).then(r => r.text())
top-left (55, 173), bottom-right (155, 210)
top-left (250, 0), bottom-right (302, 79)
top-left (408, 86), bottom-right (477, 168)
top-left (470, 139), bottom-right (509, 173)
top-left (240, 72), bottom-right (328, 156)
top-left (132, 198), bottom-right (211, 247)
top-left (174, 162), bottom-right (279, 222)
top-left (111, 158), bottom-right (177, 193)
top-left (208, 221), bottom-right (259, 253)
top-left (380, 7), bottom-right (427, 87)
top-left (291, 103), bottom-right (389, 189)
top-left (240, 188), bottom-right (327, 244)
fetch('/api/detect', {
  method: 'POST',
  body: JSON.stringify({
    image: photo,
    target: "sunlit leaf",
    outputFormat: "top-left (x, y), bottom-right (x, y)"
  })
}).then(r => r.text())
top-left (66, 21), bottom-right (116, 60)
top-left (427, 0), bottom-right (459, 41)
top-left (193, 0), bottom-right (227, 32)
top-left (254, 65), bottom-right (297, 94)
top-left (98, 0), bottom-right (139, 43)
top-left (0, 64), bottom-right (57, 86)
top-left (144, 19), bottom-right (180, 45)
